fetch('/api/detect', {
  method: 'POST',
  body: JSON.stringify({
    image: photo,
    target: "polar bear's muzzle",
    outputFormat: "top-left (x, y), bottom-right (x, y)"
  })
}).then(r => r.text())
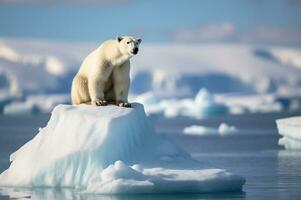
top-left (132, 47), bottom-right (139, 55)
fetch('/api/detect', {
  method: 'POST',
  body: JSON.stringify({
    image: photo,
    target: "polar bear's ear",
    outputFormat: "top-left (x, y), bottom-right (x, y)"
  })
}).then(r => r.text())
top-left (137, 38), bottom-right (142, 44)
top-left (117, 36), bottom-right (123, 42)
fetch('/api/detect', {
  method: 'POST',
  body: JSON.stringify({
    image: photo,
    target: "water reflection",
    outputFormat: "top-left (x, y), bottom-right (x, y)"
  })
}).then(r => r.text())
top-left (0, 187), bottom-right (245, 200)
top-left (277, 150), bottom-right (301, 200)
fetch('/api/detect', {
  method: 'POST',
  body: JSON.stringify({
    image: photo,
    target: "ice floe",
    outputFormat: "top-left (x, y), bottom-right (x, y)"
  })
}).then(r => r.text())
top-left (0, 103), bottom-right (245, 194)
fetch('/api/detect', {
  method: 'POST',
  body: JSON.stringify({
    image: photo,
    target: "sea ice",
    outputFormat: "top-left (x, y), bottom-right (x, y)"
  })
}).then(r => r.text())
top-left (134, 88), bottom-right (228, 118)
top-left (215, 94), bottom-right (284, 114)
top-left (25, 94), bottom-right (70, 113)
top-left (190, 88), bottom-right (228, 118)
top-left (218, 123), bottom-right (238, 135)
top-left (2, 94), bottom-right (70, 115)
top-left (276, 116), bottom-right (301, 150)
top-left (0, 103), bottom-right (245, 193)
top-left (183, 123), bottom-right (237, 136)
top-left (3, 102), bottom-right (39, 115)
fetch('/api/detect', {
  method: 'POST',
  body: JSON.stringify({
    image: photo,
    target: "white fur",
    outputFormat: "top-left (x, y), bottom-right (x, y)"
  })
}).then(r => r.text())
top-left (71, 36), bottom-right (141, 106)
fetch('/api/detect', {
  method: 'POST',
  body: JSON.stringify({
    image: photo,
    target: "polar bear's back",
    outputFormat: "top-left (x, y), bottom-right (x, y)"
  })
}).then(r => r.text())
top-left (78, 49), bottom-right (100, 77)
top-left (78, 40), bottom-right (119, 76)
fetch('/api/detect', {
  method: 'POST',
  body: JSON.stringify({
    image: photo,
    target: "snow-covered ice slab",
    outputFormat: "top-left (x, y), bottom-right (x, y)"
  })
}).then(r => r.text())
top-left (0, 103), bottom-right (245, 193)
top-left (276, 116), bottom-right (301, 150)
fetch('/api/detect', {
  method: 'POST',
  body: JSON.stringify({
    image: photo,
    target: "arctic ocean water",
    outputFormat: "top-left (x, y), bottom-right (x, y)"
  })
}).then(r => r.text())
top-left (0, 111), bottom-right (301, 200)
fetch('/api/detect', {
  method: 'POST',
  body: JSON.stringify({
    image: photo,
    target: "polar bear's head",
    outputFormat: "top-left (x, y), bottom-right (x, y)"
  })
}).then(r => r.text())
top-left (117, 36), bottom-right (142, 57)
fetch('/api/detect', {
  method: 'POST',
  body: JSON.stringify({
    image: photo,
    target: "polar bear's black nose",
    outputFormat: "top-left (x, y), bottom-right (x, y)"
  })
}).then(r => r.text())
top-left (133, 47), bottom-right (139, 54)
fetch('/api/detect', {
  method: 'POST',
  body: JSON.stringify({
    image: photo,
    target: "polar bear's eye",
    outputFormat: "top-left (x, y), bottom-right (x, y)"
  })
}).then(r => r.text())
top-left (126, 41), bottom-right (131, 44)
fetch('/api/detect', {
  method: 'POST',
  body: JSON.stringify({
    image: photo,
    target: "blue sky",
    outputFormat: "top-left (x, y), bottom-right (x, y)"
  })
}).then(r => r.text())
top-left (0, 0), bottom-right (300, 45)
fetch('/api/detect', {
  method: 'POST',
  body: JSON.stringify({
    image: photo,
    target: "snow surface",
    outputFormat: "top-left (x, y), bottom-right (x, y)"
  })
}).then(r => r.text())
top-left (0, 103), bottom-right (245, 193)
top-left (183, 123), bottom-right (238, 136)
top-left (276, 116), bottom-right (301, 150)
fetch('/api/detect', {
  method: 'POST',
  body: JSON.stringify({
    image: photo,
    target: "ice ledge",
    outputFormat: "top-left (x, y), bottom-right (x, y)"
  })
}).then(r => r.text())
top-left (0, 103), bottom-right (245, 193)
top-left (276, 116), bottom-right (301, 150)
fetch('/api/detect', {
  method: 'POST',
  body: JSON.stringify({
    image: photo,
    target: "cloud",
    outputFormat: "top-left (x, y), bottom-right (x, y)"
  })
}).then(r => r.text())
top-left (0, 0), bottom-right (128, 4)
top-left (171, 22), bottom-right (301, 46)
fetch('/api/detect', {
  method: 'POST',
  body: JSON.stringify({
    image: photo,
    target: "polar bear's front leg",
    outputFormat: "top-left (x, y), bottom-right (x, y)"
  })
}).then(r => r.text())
top-left (88, 76), bottom-right (108, 106)
top-left (113, 61), bottom-right (131, 107)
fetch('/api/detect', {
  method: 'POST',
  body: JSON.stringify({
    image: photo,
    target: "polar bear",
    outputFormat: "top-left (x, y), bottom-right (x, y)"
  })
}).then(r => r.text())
top-left (71, 36), bottom-right (141, 107)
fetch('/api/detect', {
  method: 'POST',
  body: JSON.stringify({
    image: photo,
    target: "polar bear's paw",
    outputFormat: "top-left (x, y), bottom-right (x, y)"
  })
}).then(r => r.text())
top-left (92, 100), bottom-right (108, 106)
top-left (118, 102), bottom-right (131, 108)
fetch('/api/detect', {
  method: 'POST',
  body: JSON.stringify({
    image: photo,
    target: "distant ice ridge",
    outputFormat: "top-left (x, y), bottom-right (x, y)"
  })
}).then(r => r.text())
top-left (1, 38), bottom-right (301, 100)
top-left (0, 103), bottom-right (245, 193)
top-left (276, 116), bottom-right (301, 150)
top-left (1, 38), bottom-right (301, 115)
top-left (131, 44), bottom-right (301, 97)
top-left (132, 88), bottom-right (228, 118)
top-left (0, 40), bottom-right (78, 96)
top-left (132, 88), bottom-right (298, 118)
top-left (3, 102), bottom-right (39, 115)
top-left (183, 123), bottom-right (238, 136)
top-left (3, 94), bottom-right (70, 115)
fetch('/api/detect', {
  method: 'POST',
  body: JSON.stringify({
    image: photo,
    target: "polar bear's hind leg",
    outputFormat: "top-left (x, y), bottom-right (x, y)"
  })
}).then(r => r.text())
top-left (71, 75), bottom-right (91, 105)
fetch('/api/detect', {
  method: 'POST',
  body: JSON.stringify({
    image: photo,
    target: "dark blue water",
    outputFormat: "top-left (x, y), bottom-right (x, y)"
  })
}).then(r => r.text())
top-left (0, 111), bottom-right (301, 200)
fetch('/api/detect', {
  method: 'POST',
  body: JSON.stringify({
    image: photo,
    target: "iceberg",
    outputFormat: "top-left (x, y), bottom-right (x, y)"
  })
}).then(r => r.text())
top-left (189, 88), bottom-right (228, 118)
top-left (0, 103), bottom-right (245, 194)
top-left (276, 116), bottom-right (301, 150)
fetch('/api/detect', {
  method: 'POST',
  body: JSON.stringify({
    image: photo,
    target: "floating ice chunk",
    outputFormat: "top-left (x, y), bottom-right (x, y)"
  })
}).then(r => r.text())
top-left (192, 89), bottom-right (228, 118)
top-left (3, 102), bottom-right (39, 115)
top-left (0, 103), bottom-right (245, 193)
top-left (278, 137), bottom-right (301, 150)
top-left (195, 88), bottom-right (214, 105)
top-left (276, 116), bottom-right (301, 150)
top-left (86, 160), bottom-right (154, 194)
top-left (184, 123), bottom-right (237, 136)
top-left (218, 123), bottom-right (238, 135)
top-left (157, 89), bottom-right (228, 118)
top-left (183, 125), bottom-right (217, 135)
